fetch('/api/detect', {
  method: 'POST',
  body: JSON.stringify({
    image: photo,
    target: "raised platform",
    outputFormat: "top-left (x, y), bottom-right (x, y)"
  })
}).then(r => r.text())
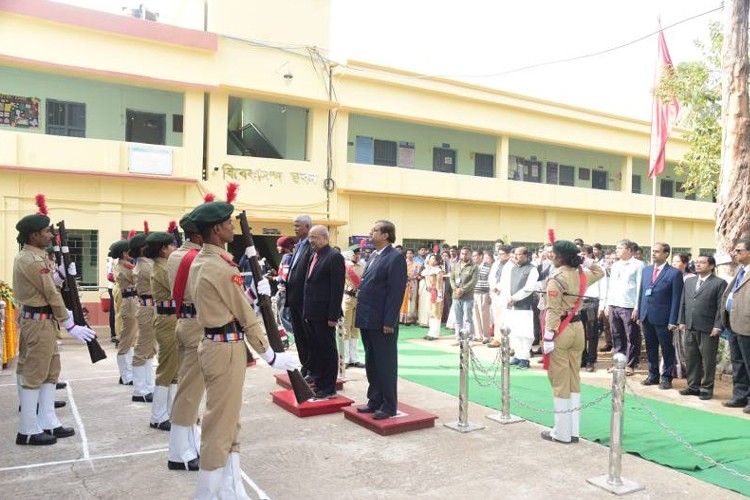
top-left (342, 403), bottom-right (438, 436)
top-left (274, 373), bottom-right (344, 391)
top-left (271, 389), bottom-right (353, 417)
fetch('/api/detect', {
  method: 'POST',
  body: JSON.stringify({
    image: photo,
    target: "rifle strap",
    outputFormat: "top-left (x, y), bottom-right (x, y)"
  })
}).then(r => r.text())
top-left (173, 248), bottom-right (200, 314)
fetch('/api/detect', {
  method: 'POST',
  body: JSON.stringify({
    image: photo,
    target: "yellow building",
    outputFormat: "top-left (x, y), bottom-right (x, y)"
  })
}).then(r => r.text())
top-left (0, 0), bottom-right (714, 316)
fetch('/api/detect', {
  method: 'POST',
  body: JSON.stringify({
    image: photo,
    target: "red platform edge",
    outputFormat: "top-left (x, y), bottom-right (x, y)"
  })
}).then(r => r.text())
top-left (271, 389), bottom-right (353, 417)
top-left (273, 373), bottom-right (345, 390)
top-left (342, 403), bottom-right (438, 436)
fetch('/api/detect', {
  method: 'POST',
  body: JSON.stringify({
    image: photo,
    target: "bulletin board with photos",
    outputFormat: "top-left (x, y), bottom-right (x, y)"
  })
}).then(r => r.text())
top-left (0, 94), bottom-right (40, 128)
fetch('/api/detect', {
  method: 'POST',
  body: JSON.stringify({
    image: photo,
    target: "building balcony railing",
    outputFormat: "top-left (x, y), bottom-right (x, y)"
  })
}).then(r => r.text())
top-left (340, 162), bottom-right (716, 221)
top-left (0, 130), bottom-right (196, 180)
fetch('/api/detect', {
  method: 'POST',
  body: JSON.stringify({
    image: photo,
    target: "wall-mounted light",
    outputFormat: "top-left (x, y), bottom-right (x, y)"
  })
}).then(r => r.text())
top-left (277, 61), bottom-right (293, 82)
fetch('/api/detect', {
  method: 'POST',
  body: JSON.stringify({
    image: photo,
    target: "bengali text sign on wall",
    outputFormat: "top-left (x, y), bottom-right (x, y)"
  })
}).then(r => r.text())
top-left (221, 163), bottom-right (317, 184)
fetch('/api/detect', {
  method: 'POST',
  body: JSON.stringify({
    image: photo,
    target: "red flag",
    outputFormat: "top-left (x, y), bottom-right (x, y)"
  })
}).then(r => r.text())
top-left (648, 27), bottom-right (679, 180)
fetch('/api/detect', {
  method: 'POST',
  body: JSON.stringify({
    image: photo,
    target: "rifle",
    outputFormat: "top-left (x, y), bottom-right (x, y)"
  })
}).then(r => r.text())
top-left (56, 221), bottom-right (107, 363)
top-left (237, 211), bottom-right (313, 403)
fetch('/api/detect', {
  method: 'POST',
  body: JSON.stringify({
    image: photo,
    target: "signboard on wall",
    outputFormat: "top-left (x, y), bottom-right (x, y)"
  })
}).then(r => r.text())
top-left (128, 144), bottom-right (173, 176)
top-left (0, 94), bottom-right (40, 128)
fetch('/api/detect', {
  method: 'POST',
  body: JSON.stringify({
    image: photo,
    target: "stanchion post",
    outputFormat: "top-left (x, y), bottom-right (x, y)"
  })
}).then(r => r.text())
top-left (444, 328), bottom-right (484, 433)
top-left (337, 322), bottom-right (347, 381)
top-left (487, 325), bottom-right (523, 424)
top-left (587, 353), bottom-right (644, 494)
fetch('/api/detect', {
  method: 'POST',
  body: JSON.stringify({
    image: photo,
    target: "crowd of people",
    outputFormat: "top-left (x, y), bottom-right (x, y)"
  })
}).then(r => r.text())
top-left (7, 187), bottom-right (750, 496)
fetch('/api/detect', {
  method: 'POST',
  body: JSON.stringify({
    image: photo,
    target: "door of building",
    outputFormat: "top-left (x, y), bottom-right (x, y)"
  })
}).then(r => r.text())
top-left (126, 110), bottom-right (166, 145)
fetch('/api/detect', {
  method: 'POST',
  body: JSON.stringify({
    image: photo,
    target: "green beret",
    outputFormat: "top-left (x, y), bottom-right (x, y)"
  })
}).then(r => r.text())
top-left (553, 240), bottom-right (579, 258)
top-left (16, 214), bottom-right (51, 243)
top-left (179, 213), bottom-right (199, 234)
top-left (128, 233), bottom-right (147, 251)
top-left (190, 202), bottom-right (234, 230)
top-left (145, 231), bottom-right (174, 247)
top-left (109, 240), bottom-right (130, 258)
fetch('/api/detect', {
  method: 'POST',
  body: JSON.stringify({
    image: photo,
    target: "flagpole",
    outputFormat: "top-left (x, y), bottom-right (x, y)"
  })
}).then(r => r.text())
top-left (650, 176), bottom-right (656, 264)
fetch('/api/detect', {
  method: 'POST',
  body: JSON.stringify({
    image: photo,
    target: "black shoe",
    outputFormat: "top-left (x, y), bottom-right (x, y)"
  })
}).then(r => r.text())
top-left (303, 375), bottom-right (315, 384)
top-left (132, 393), bottom-right (153, 403)
top-left (585, 363), bottom-right (595, 373)
top-left (373, 410), bottom-right (395, 420)
top-left (43, 426), bottom-right (75, 438)
top-left (699, 392), bottom-right (713, 401)
top-left (168, 457), bottom-right (199, 471)
top-left (356, 405), bottom-right (376, 413)
top-left (351, 362), bottom-right (365, 368)
top-left (599, 345), bottom-right (613, 353)
top-left (679, 388), bottom-right (700, 396)
top-left (55, 382), bottom-right (67, 390)
top-left (312, 391), bottom-right (336, 400)
top-left (723, 399), bottom-right (747, 408)
top-left (743, 405), bottom-right (750, 414)
top-left (540, 430), bottom-right (571, 444)
top-left (571, 436), bottom-right (580, 443)
top-left (659, 380), bottom-right (672, 390)
top-left (345, 363), bottom-right (354, 368)
top-left (150, 420), bottom-right (171, 431)
top-left (55, 401), bottom-right (66, 409)
top-left (119, 377), bottom-right (134, 386)
top-left (641, 378), bottom-right (659, 386)
top-left (16, 432), bottom-right (57, 445)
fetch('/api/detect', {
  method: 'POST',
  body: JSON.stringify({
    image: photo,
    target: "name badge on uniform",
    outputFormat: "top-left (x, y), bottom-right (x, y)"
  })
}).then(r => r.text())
top-left (645, 288), bottom-right (652, 297)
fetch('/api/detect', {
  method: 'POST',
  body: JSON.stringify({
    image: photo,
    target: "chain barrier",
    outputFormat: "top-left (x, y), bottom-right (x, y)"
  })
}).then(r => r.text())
top-left (467, 342), bottom-right (610, 414)
top-left (625, 379), bottom-right (750, 483)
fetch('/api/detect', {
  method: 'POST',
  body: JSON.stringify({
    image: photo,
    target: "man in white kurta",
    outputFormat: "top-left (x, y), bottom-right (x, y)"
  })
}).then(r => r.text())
top-left (499, 247), bottom-right (540, 369)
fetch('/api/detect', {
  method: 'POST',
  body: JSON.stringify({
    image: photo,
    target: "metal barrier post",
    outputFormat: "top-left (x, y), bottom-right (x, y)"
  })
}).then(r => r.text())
top-left (487, 325), bottom-right (523, 424)
top-left (587, 353), bottom-right (644, 494)
top-left (445, 328), bottom-right (484, 433)
top-left (337, 320), bottom-right (347, 381)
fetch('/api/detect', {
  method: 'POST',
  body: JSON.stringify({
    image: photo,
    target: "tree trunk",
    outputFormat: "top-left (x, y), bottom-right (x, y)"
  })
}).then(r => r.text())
top-left (717, 0), bottom-right (750, 254)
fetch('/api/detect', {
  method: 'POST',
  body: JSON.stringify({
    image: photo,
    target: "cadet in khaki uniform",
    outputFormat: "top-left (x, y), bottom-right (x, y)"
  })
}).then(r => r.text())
top-left (110, 240), bottom-right (138, 387)
top-left (130, 232), bottom-right (156, 402)
top-left (341, 248), bottom-right (365, 368)
top-left (187, 201), bottom-right (299, 498)
top-left (166, 214), bottom-right (203, 471)
top-left (145, 231), bottom-right (179, 431)
top-left (14, 207), bottom-right (95, 445)
top-left (541, 240), bottom-right (603, 444)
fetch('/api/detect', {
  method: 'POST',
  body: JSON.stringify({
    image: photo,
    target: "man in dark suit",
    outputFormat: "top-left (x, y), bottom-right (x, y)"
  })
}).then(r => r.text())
top-left (636, 242), bottom-right (684, 390)
top-left (721, 238), bottom-right (750, 411)
top-left (286, 215), bottom-right (313, 377)
top-left (355, 220), bottom-right (407, 420)
top-left (678, 255), bottom-right (727, 400)
top-left (302, 225), bottom-right (345, 399)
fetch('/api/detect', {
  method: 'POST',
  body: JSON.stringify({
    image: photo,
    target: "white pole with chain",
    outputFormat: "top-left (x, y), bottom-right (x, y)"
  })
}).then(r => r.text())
top-left (487, 325), bottom-right (523, 424)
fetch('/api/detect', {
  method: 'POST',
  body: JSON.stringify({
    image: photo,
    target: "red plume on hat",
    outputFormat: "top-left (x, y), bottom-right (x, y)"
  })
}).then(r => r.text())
top-left (226, 182), bottom-right (239, 204)
top-left (167, 220), bottom-right (178, 234)
top-left (143, 220), bottom-right (150, 235)
top-left (547, 228), bottom-right (556, 245)
top-left (203, 192), bottom-right (215, 203)
top-left (127, 229), bottom-right (136, 239)
top-left (35, 193), bottom-right (49, 216)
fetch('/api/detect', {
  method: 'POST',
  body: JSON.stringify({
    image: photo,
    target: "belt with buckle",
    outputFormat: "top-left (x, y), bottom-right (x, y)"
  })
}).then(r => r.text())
top-left (156, 300), bottom-right (176, 315)
top-left (122, 288), bottom-right (137, 298)
top-left (139, 294), bottom-right (154, 306)
top-left (345, 290), bottom-right (357, 297)
top-left (179, 303), bottom-right (198, 318)
top-left (204, 321), bottom-right (244, 342)
top-left (562, 314), bottom-right (582, 323)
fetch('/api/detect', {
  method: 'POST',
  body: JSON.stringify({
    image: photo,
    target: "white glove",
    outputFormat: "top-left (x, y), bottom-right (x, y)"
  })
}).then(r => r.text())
top-left (60, 311), bottom-right (75, 330)
top-left (53, 270), bottom-right (65, 288)
top-left (543, 340), bottom-right (555, 354)
top-left (543, 330), bottom-right (555, 354)
top-left (68, 262), bottom-right (77, 276)
top-left (245, 246), bottom-right (257, 259)
top-left (256, 278), bottom-right (271, 297)
top-left (67, 325), bottom-right (96, 343)
top-left (260, 347), bottom-right (300, 371)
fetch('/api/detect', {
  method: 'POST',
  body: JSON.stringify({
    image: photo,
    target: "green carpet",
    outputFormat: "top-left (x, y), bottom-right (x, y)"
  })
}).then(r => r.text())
top-left (393, 325), bottom-right (750, 496)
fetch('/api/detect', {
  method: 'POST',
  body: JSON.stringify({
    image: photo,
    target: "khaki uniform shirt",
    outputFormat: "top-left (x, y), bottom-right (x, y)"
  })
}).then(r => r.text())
top-left (134, 257), bottom-right (153, 296)
top-left (344, 260), bottom-right (365, 293)
top-left (188, 243), bottom-right (267, 353)
top-left (545, 263), bottom-right (604, 333)
top-left (116, 259), bottom-right (136, 292)
top-left (13, 244), bottom-right (69, 322)
top-left (151, 258), bottom-right (172, 302)
top-left (167, 241), bottom-right (201, 303)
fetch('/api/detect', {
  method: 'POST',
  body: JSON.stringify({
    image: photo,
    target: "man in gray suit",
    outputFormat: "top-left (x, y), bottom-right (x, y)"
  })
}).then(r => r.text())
top-left (721, 238), bottom-right (750, 411)
top-left (678, 255), bottom-right (727, 400)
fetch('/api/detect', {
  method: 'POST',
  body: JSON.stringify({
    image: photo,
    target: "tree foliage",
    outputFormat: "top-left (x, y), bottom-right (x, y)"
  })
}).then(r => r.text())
top-left (657, 22), bottom-right (722, 200)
